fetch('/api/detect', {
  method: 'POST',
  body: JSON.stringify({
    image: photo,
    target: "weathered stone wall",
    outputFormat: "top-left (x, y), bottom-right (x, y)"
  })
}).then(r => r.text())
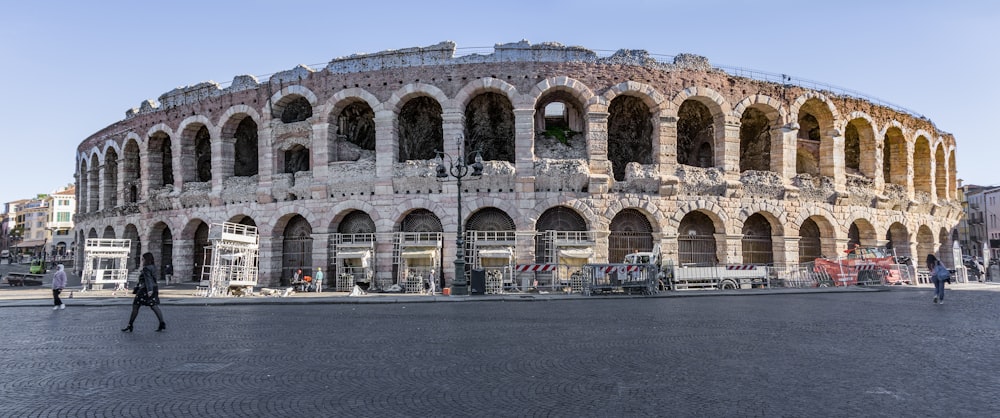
top-left (75, 41), bottom-right (962, 287)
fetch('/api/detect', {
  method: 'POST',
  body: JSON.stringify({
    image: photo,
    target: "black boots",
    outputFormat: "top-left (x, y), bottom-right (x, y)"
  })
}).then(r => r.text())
top-left (121, 325), bottom-right (133, 332)
top-left (156, 322), bottom-right (166, 332)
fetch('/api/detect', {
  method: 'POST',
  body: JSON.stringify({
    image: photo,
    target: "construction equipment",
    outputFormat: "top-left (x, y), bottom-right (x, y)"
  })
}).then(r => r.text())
top-left (812, 246), bottom-right (909, 286)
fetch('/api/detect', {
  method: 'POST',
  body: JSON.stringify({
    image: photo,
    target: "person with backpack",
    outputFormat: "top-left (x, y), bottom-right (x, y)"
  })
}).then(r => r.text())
top-left (926, 254), bottom-right (950, 305)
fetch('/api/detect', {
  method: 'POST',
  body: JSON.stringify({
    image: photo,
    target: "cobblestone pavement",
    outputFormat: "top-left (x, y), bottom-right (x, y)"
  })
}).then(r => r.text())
top-left (2, 286), bottom-right (999, 417)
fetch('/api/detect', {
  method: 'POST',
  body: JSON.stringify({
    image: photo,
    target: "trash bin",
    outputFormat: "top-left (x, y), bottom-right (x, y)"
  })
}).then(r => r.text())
top-left (470, 269), bottom-right (486, 295)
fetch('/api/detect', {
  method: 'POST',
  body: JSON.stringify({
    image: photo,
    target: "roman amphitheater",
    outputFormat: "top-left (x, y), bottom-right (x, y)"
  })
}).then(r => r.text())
top-left (73, 41), bottom-right (961, 292)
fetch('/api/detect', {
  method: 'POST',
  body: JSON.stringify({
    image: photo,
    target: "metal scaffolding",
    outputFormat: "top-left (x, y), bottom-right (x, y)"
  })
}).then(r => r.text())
top-left (199, 222), bottom-right (260, 297)
top-left (80, 238), bottom-right (131, 294)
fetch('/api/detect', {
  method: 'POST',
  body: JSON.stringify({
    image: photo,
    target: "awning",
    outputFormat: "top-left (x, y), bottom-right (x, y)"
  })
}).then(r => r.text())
top-left (14, 239), bottom-right (46, 248)
top-left (477, 248), bottom-right (513, 259)
top-left (558, 247), bottom-right (593, 259)
top-left (401, 248), bottom-right (438, 259)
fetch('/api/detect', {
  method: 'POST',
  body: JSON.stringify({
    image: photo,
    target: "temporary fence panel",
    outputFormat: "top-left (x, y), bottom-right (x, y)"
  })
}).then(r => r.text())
top-left (512, 263), bottom-right (557, 292)
top-left (80, 238), bottom-right (131, 293)
top-left (583, 264), bottom-right (658, 295)
top-left (468, 231), bottom-right (516, 294)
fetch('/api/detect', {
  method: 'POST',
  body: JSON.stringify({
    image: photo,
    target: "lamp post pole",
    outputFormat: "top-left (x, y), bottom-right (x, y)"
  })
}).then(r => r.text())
top-left (436, 146), bottom-right (483, 296)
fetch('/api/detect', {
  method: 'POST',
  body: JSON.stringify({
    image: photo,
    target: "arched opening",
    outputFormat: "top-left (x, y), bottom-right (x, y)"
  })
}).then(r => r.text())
top-left (607, 95), bottom-right (654, 181)
top-left (398, 96), bottom-right (443, 162)
top-left (535, 91), bottom-right (585, 139)
top-left (799, 218), bottom-right (822, 263)
top-left (330, 101), bottom-right (376, 162)
top-left (916, 225), bottom-right (935, 268)
top-left (103, 148), bottom-right (118, 208)
top-left (847, 118), bottom-right (877, 178)
top-left (742, 213), bottom-right (773, 265)
top-left (192, 221), bottom-right (209, 281)
top-left (282, 215), bottom-right (314, 281)
top-left (882, 128), bottom-right (907, 187)
top-left (123, 224), bottom-right (140, 271)
top-left (78, 160), bottom-right (89, 213)
top-left (464, 92), bottom-right (515, 163)
top-left (123, 140), bottom-right (140, 203)
top-left (677, 100), bottom-right (715, 168)
top-left (233, 117), bottom-right (259, 177)
top-left (284, 144), bottom-right (310, 174)
top-left (886, 222), bottom-right (910, 261)
top-left (87, 154), bottom-right (99, 212)
top-left (155, 224), bottom-right (173, 282)
top-left (195, 126), bottom-right (212, 182)
top-left (796, 113), bottom-right (820, 175)
top-left (149, 132), bottom-right (173, 188)
top-left (677, 211), bottom-right (718, 265)
top-left (739, 107), bottom-right (771, 172)
top-left (102, 226), bottom-right (116, 239)
top-left (608, 209), bottom-right (654, 264)
top-left (280, 96), bottom-right (313, 123)
top-left (534, 206), bottom-right (588, 263)
top-left (338, 211), bottom-right (375, 234)
top-left (397, 209), bottom-right (444, 289)
top-left (913, 136), bottom-right (932, 196)
top-left (88, 228), bottom-right (98, 239)
top-left (844, 122), bottom-right (861, 173)
top-left (466, 207), bottom-right (516, 232)
top-left (935, 144), bottom-right (947, 200)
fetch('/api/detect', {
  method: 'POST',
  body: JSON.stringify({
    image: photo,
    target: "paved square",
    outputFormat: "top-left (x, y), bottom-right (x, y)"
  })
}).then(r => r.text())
top-left (1, 287), bottom-right (998, 416)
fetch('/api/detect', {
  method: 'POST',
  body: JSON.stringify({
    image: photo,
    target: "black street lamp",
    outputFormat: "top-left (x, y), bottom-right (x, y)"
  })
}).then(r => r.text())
top-left (435, 146), bottom-right (483, 296)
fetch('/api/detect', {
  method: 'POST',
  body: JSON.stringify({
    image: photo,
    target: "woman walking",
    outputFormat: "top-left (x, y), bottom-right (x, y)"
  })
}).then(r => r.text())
top-left (122, 252), bottom-right (166, 332)
top-left (51, 264), bottom-right (66, 310)
top-left (927, 254), bottom-right (950, 305)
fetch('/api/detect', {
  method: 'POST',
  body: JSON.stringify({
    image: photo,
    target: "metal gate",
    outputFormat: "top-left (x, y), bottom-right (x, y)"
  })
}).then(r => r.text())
top-left (678, 235), bottom-right (717, 265)
top-left (742, 236), bottom-right (773, 265)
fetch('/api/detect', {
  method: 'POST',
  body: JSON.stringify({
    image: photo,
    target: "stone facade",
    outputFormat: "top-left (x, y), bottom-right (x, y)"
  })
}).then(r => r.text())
top-left (73, 41), bottom-right (962, 286)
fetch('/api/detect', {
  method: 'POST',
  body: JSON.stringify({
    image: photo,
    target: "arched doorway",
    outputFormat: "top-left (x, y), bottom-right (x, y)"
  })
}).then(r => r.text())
top-left (677, 211), bottom-right (718, 266)
top-left (282, 215), bottom-right (314, 283)
top-left (799, 218), bottom-right (822, 263)
top-left (608, 209), bottom-right (654, 264)
top-left (192, 222), bottom-right (209, 281)
top-left (742, 214), bottom-right (773, 265)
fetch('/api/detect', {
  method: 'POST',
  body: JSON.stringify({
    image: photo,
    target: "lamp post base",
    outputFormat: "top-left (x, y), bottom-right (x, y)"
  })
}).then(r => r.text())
top-left (451, 258), bottom-right (468, 296)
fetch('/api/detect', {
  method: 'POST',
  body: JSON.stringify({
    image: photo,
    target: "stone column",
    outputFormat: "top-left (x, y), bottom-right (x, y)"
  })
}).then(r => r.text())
top-left (721, 234), bottom-right (743, 265)
top-left (442, 111), bottom-right (464, 157)
top-left (212, 136), bottom-right (234, 205)
top-left (259, 236), bottom-right (281, 287)
top-left (513, 108), bottom-right (536, 194)
top-left (657, 115), bottom-right (679, 195)
top-left (310, 122), bottom-right (330, 199)
top-left (587, 111), bottom-right (610, 194)
top-left (374, 236), bottom-right (397, 289)
top-left (721, 120), bottom-right (741, 177)
top-left (780, 236), bottom-right (800, 268)
top-left (778, 124), bottom-right (799, 187)
top-left (97, 164), bottom-right (108, 211)
top-left (256, 125), bottom-right (275, 204)
top-left (659, 234), bottom-right (679, 267)
top-left (821, 128), bottom-right (846, 193)
top-left (172, 239), bottom-right (194, 283)
top-left (373, 109), bottom-right (396, 180)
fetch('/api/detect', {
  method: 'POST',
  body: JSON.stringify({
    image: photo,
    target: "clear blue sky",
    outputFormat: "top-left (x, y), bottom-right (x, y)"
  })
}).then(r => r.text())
top-left (1, 0), bottom-right (997, 206)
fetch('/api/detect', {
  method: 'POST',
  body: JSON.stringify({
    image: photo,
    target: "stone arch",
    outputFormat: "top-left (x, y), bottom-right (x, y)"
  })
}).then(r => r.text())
top-left (86, 152), bottom-right (100, 212)
top-left (146, 129), bottom-right (174, 189)
top-left (122, 224), bottom-right (141, 271)
top-left (738, 204), bottom-right (787, 237)
top-left (334, 210), bottom-right (376, 234)
top-left (847, 218), bottom-right (878, 248)
top-left (934, 143), bottom-right (947, 200)
top-left (177, 116), bottom-right (214, 183)
top-left (219, 111), bottom-right (260, 178)
top-left (399, 208), bottom-right (444, 232)
top-left (881, 123), bottom-right (908, 187)
top-left (122, 137), bottom-right (140, 204)
top-left (886, 222), bottom-right (911, 260)
top-left (103, 147), bottom-right (119, 209)
top-left (736, 98), bottom-right (783, 173)
top-left (101, 225), bottom-right (116, 239)
top-left (267, 85), bottom-right (319, 123)
top-left (279, 214), bottom-right (314, 280)
top-left (327, 89), bottom-right (380, 162)
top-left (913, 135), bottom-right (932, 196)
top-left (844, 113), bottom-right (877, 178)
top-left (741, 212), bottom-right (774, 265)
top-left (601, 81), bottom-right (665, 111)
top-left (672, 87), bottom-right (731, 168)
top-left (607, 93), bottom-right (655, 180)
top-left (608, 208), bottom-right (655, 264)
top-left (466, 207), bottom-right (516, 232)
top-left (454, 78), bottom-right (521, 109)
top-left (529, 77), bottom-right (595, 134)
top-left (677, 209), bottom-right (722, 265)
top-left (464, 91), bottom-right (515, 163)
top-left (799, 215), bottom-right (838, 262)
top-left (915, 225), bottom-right (935, 267)
top-left (396, 94), bottom-right (444, 162)
top-left (791, 95), bottom-right (839, 176)
top-left (384, 83), bottom-right (450, 114)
